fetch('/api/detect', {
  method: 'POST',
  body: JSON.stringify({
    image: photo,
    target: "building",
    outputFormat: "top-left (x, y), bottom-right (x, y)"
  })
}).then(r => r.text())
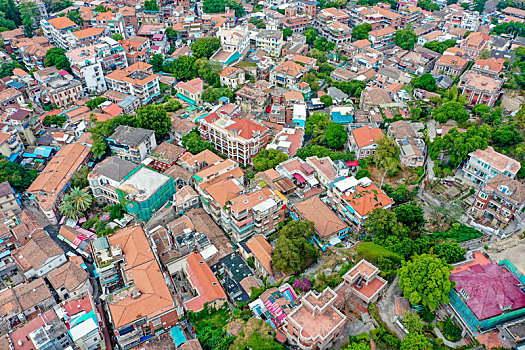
top-left (6, 108), bottom-right (42, 146)
top-left (432, 54), bottom-right (468, 78)
top-left (41, 17), bottom-right (78, 50)
top-left (175, 185), bottom-right (200, 214)
top-left (283, 288), bottom-right (347, 350)
top-left (26, 143), bottom-right (91, 224)
top-left (0, 130), bottom-right (23, 159)
top-left (12, 235), bottom-right (66, 278)
top-left (177, 149), bottom-right (222, 174)
top-left (255, 30), bottom-right (284, 57)
top-left (104, 226), bottom-right (181, 350)
top-left (449, 255), bottom-right (525, 334)
top-left (388, 120), bottom-right (425, 167)
top-left (89, 156), bottom-right (138, 204)
top-left (68, 27), bottom-right (105, 50)
top-left (116, 165), bottom-right (176, 221)
top-left (199, 114), bottom-right (269, 166)
top-left (46, 261), bottom-right (91, 300)
top-left (66, 46), bottom-right (107, 93)
top-left (43, 74), bottom-right (84, 108)
top-left (458, 72), bottom-right (503, 107)
top-left (470, 175), bottom-right (525, 228)
top-left (219, 66), bottom-right (245, 89)
top-left (241, 234), bottom-right (280, 280)
top-left (93, 11), bottom-right (126, 39)
top-left (326, 176), bottom-right (394, 230)
top-left (0, 181), bottom-right (21, 213)
top-left (460, 32), bottom-right (491, 59)
top-left (120, 36), bottom-right (150, 65)
top-left (292, 196), bottom-right (349, 249)
top-left (338, 259), bottom-right (388, 304)
top-left (462, 147), bottom-right (521, 187)
top-left (175, 78), bottom-right (204, 105)
top-left (368, 26), bottom-right (396, 51)
top-left (270, 60), bottom-right (307, 87)
top-left (471, 57), bottom-right (505, 78)
top-left (105, 61), bottom-right (160, 104)
top-left (148, 142), bottom-right (185, 172)
top-left (348, 126), bottom-right (384, 160)
top-left (108, 125), bottom-right (157, 164)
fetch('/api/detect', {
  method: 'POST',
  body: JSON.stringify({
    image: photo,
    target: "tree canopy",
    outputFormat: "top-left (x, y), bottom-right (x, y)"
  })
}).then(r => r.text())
top-left (135, 105), bottom-right (171, 139)
top-left (325, 122), bottom-right (348, 149)
top-left (203, 0), bottom-right (245, 17)
top-left (320, 94), bottom-right (333, 107)
top-left (0, 159), bottom-right (38, 192)
top-left (45, 47), bottom-right (71, 72)
top-left (432, 101), bottom-right (469, 124)
top-left (272, 220), bottom-right (320, 274)
top-left (401, 332), bottom-right (432, 350)
top-left (411, 73), bottom-right (437, 92)
top-left (394, 27), bottom-right (418, 51)
top-left (182, 130), bottom-right (216, 155)
top-left (352, 23), bottom-right (372, 40)
top-left (0, 61), bottom-right (22, 79)
top-left (423, 39), bottom-right (457, 54)
top-left (398, 254), bottom-right (454, 310)
top-left (253, 149), bottom-right (288, 172)
top-left (86, 97), bottom-right (107, 110)
top-left (417, 0), bottom-right (440, 11)
top-left (431, 242), bottom-right (465, 264)
top-left (191, 37), bottom-right (221, 59)
top-left (295, 144), bottom-right (355, 162)
top-left (333, 80), bottom-right (366, 97)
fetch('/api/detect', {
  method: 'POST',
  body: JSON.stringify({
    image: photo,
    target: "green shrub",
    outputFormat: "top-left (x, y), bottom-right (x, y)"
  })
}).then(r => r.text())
top-left (82, 217), bottom-right (99, 230)
top-left (442, 317), bottom-right (462, 342)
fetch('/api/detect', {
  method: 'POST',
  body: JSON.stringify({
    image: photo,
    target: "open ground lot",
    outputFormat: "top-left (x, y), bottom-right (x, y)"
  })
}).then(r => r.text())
top-left (488, 236), bottom-right (525, 272)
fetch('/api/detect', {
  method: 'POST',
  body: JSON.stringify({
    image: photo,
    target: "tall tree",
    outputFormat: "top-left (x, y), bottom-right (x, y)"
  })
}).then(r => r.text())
top-left (325, 122), bottom-right (347, 149)
top-left (253, 149), bottom-right (288, 172)
top-left (401, 332), bottom-right (432, 350)
top-left (150, 53), bottom-right (164, 72)
top-left (45, 47), bottom-right (71, 72)
top-left (67, 9), bottom-right (84, 26)
top-left (394, 27), bottom-right (418, 50)
top-left (398, 254), bottom-right (455, 310)
top-left (272, 220), bottom-right (319, 274)
top-left (191, 37), bottom-right (221, 59)
top-left (135, 105), bottom-right (171, 139)
top-left (372, 136), bottom-right (400, 187)
top-left (352, 23), bottom-right (372, 40)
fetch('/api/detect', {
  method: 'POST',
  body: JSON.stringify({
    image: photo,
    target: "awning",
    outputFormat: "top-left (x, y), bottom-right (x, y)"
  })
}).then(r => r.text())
top-left (346, 160), bottom-right (359, 167)
top-left (293, 173), bottom-right (306, 184)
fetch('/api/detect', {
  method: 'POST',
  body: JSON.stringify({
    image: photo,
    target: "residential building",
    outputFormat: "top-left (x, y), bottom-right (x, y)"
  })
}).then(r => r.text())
top-left (46, 261), bottom-right (91, 300)
top-left (471, 175), bottom-right (525, 228)
top-left (43, 74), bottom-right (84, 108)
top-left (216, 25), bottom-right (250, 56)
top-left (12, 235), bottom-right (66, 279)
top-left (199, 114), bottom-right (269, 166)
top-left (471, 57), bottom-right (505, 78)
top-left (103, 90), bottom-right (141, 114)
top-left (270, 60), bottom-right (308, 87)
top-left (219, 66), bottom-right (245, 89)
top-left (148, 142), bottom-right (185, 172)
top-left (283, 288), bottom-right (347, 350)
top-left (0, 131), bottom-right (23, 159)
top-left (388, 120), bottom-right (425, 167)
top-left (89, 156), bottom-right (138, 204)
top-left (368, 26), bottom-right (396, 51)
top-left (235, 84), bottom-right (268, 114)
top-left (67, 46), bottom-right (107, 93)
top-left (41, 17), bottom-right (78, 50)
top-left (177, 149), bottom-right (222, 174)
top-left (338, 260), bottom-right (388, 304)
top-left (175, 185), bottom-right (200, 214)
top-left (105, 61), bottom-right (160, 104)
top-left (240, 234), bottom-right (281, 280)
top-left (325, 176), bottom-right (394, 230)
top-left (432, 54), bottom-right (468, 78)
top-left (282, 15), bottom-right (314, 34)
top-left (458, 72), bottom-right (503, 107)
top-left (171, 117), bottom-right (197, 146)
top-left (459, 31), bottom-right (491, 59)
top-left (349, 6), bottom-right (402, 29)
top-left (6, 108), bottom-right (42, 146)
top-left (108, 125), bottom-right (157, 164)
top-left (225, 187), bottom-right (286, 242)
top-left (449, 254), bottom-right (525, 334)
top-left (292, 196), bottom-right (349, 249)
top-left (315, 8), bottom-right (352, 44)
top-left (462, 146), bottom-right (521, 186)
top-left (68, 27), bottom-right (105, 50)
top-left (200, 174), bottom-right (244, 225)
top-left (93, 11), bottom-right (126, 39)
top-left (175, 78), bottom-right (204, 105)
top-left (116, 165), bottom-right (176, 221)
top-left (305, 156), bottom-right (339, 187)
top-left (120, 36), bottom-right (150, 65)
top-left (348, 125), bottom-right (384, 160)
top-left (119, 6), bottom-right (138, 37)
top-left (26, 143), bottom-right (91, 224)
top-left (0, 181), bottom-right (21, 213)
top-left (103, 225), bottom-right (181, 350)
top-left (255, 30), bottom-right (284, 57)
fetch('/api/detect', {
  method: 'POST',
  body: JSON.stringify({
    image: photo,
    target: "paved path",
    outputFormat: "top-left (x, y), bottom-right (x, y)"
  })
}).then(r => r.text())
top-left (377, 277), bottom-right (406, 339)
top-left (97, 303), bottom-right (113, 350)
top-left (433, 326), bottom-right (467, 348)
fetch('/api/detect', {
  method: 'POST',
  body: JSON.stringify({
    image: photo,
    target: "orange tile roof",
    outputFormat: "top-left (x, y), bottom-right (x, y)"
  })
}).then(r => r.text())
top-left (204, 178), bottom-right (243, 207)
top-left (219, 66), bottom-right (239, 78)
top-left (224, 118), bottom-right (268, 140)
top-left (246, 235), bottom-right (274, 275)
top-left (72, 27), bottom-right (104, 39)
top-left (102, 103), bottom-right (123, 117)
top-left (48, 17), bottom-right (76, 29)
top-left (184, 252), bottom-right (226, 312)
top-left (293, 196), bottom-right (347, 237)
top-left (352, 126), bottom-right (384, 148)
top-left (342, 183), bottom-right (393, 217)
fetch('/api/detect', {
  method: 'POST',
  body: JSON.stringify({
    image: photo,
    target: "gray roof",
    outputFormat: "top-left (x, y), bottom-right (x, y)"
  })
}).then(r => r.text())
top-left (257, 29), bottom-right (282, 40)
top-left (327, 87), bottom-right (349, 101)
top-left (0, 181), bottom-right (14, 197)
top-left (109, 125), bottom-right (154, 147)
top-left (92, 156), bottom-right (137, 182)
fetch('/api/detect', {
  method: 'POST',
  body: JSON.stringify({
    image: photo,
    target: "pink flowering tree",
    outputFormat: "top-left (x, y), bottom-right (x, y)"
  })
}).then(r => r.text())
top-left (293, 277), bottom-right (311, 292)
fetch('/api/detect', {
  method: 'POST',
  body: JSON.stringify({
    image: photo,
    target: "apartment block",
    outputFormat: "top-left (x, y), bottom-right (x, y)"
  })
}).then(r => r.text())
top-left (462, 146), bottom-right (521, 187)
top-left (41, 17), bottom-right (78, 50)
top-left (89, 156), bottom-right (138, 204)
top-left (108, 125), bottom-right (157, 164)
top-left (458, 72), bottom-right (503, 107)
top-left (255, 30), bottom-right (284, 57)
top-left (105, 61), bottom-right (160, 104)
top-left (368, 26), bottom-right (396, 51)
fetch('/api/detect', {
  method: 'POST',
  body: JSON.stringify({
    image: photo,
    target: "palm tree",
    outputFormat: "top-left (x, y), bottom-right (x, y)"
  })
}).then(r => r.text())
top-left (59, 201), bottom-right (82, 220)
top-left (66, 187), bottom-right (93, 212)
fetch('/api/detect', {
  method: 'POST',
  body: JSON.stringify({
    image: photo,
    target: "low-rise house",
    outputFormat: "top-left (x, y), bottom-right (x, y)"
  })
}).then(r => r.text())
top-left (46, 261), bottom-right (91, 300)
top-left (177, 149), bottom-right (223, 174)
top-left (175, 78), bottom-right (204, 105)
top-left (460, 31), bottom-right (491, 59)
top-left (462, 146), bottom-right (521, 186)
top-left (388, 120), bottom-right (425, 167)
top-left (338, 259), bottom-right (388, 305)
top-left (219, 66), bottom-right (245, 89)
top-left (471, 175), bottom-right (525, 228)
top-left (212, 253), bottom-right (254, 305)
top-left (471, 57), bottom-right (505, 78)
top-left (148, 142), bottom-right (184, 172)
top-left (171, 117), bottom-right (196, 146)
top-left (108, 125), bottom-right (157, 164)
top-left (348, 125), bottom-right (384, 160)
top-left (359, 87), bottom-right (392, 111)
top-left (235, 83), bottom-right (269, 115)
top-left (12, 235), bottom-right (66, 279)
top-left (116, 165), bottom-right (176, 221)
top-left (432, 54), bottom-right (468, 78)
top-left (368, 26), bottom-right (396, 51)
top-left (326, 176), bottom-right (394, 230)
top-left (283, 287), bottom-right (347, 350)
top-left (240, 234), bottom-right (282, 281)
top-left (458, 72), bottom-right (503, 107)
top-left (89, 156), bottom-right (137, 204)
top-left (305, 156), bottom-right (339, 187)
top-left (26, 143), bottom-right (91, 224)
top-left (292, 196), bottom-right (349, 249)
top-left (0, 181), bottom-right (21, 214)
top-left (175, 185), bottom-right (200, 214)
top-left (270, 60), bottom-right (307, 87)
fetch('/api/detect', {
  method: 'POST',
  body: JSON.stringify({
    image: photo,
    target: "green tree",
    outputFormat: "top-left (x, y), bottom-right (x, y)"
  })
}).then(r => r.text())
top-left (144, 0), bottom-right (159, 10)
top-left (71, 165), bottom-right (90, 189)
top-left (3, 0), bottom-right (21, 26)
top-left (423, 39), bottom-right (457, 54)
top-left (94, 5), bottom-right (109, 12)
top-left (393, 205), bottom-right (425, 231)
top-left (417, 0), bottom-right (440, 11)
top-left (150, 53), bottom-right (164, 72)
top-left (191, 37), bottom-right (221, 59)
top-left (60, 187), bottom-right (93, 219)
top-left (411, 73), bottom-right (437, 92)
top-left (67, 9), bottom-right (84, 26)
top-left (431, 242), bottom-right (465, 264)
top-left (364, 208), bottom-right (409, 241)
top-left (253, 149), bottom-right (288, 171)
top-left (164, 98), bottom-right (182, 112)
top-left (394, 27), bottom-right (418, 50)
top-left (203, 0), bottom-right (245, 17)
top-left (492, 125), bottom-right (523, 148)
top-left (335, 80), bottom-right (366, 97)
top-left (304, 27), bottom-right (318, 45)
top-left (0, 61), bottom-right (22, 78)
top-left (295, 144), bottom-right (355, 162)
top-left (165, 27), bottom-right (178, 38)
top-left (305, 111), bottom-right (329, 139)
top-left (272, 220), bottom-right (319, 274)
top-left (401, 332), bottom-right (432, 350)
top-left (325, 122), bottom-right (347, 149)
top-left (318, 62), bottom-right (335, 75)
top-left (112, 33), bottom-right (124, 41)
top-left (320, 94), bottom-right (333, 107)
top-left (372, 136), bottom-right (400, 186)
top-left (314, 36), bottom-right (335, 51)
top-left (432, 101), bottom-right (469, 124)
top-left (19, 1), bottom-right (38, 37)
top-left (43, 114), bottom-right (67, 127)
top-left (45, 47), bottom-right (71, 72)
top-left (164, 55), bottom-right (197, 80)
top-left (352, 23), bottom-right (372, 40)
top-left (135, 105), bottom-right (171, 139)
top-left (282, 27), bottom-right (292, 40)
top-left (398, 254), bottom-right (454, 310)
top-left (86, 96), bottom-right (107, 110)
top-left (0, 159), bottom-right (38, 192)
top-left (403, 311), bottom-right (424, 333)
top-left (182, 130), bottom-right (216, 154)
top-left (344, 342), bottom-right (370, 350)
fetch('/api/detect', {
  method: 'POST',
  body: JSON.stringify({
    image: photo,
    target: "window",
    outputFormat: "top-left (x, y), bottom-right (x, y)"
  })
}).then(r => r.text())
top-left (460, 288), bottom-right (469, 299)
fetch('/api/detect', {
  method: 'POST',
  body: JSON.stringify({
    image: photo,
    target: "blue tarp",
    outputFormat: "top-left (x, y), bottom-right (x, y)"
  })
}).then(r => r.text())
top-left (331, 111), bottom-right (354, 124)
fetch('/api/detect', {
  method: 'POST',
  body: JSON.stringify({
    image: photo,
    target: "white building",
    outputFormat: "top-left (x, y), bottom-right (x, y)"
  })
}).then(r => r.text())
top-left (89, 156), bottom-right (138, 204)
top-left (67, 46), bottom-right (107, 93)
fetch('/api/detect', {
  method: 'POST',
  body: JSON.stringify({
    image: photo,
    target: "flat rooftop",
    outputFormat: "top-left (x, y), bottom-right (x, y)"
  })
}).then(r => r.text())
top-left (118, 167), bottom-right (170, 202)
